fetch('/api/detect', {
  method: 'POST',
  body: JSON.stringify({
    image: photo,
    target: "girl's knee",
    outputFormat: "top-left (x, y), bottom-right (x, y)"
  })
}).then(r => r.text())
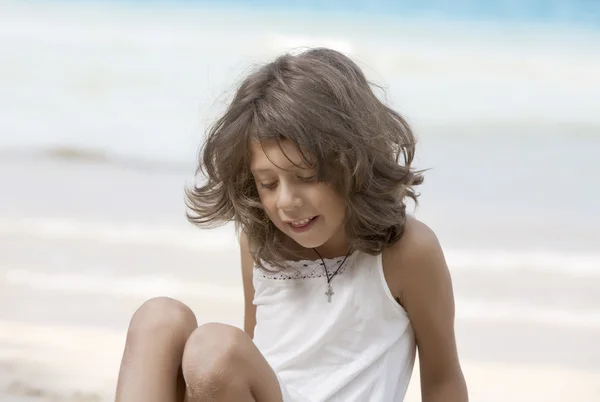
top-left (182, 323), bottom-right (251, 394)
top-left (127, 297), bottom-right (197, 342)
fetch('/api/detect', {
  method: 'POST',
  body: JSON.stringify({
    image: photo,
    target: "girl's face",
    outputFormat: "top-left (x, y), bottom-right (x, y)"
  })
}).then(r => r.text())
top-left (250, 140), bottom-right (348, 257)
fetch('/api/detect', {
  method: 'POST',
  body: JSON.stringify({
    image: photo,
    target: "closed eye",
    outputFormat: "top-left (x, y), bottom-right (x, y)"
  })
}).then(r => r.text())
top-left (298, 175), bottom-right (317, 182)
top-left (259, 181), bottom-right (277, 189)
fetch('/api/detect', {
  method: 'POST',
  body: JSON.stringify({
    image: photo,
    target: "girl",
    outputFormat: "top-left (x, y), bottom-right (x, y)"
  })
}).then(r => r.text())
top-left (115, 48), bottom-right (468, 402)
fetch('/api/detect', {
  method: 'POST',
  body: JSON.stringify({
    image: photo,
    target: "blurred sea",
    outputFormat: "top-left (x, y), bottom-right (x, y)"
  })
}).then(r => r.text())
top-left (1, 0), bottom-right (600, 331)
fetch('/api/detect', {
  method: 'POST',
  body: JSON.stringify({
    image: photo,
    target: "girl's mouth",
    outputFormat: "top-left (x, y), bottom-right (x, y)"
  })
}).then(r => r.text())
top-left (288, 216), bottom-right (318, 232)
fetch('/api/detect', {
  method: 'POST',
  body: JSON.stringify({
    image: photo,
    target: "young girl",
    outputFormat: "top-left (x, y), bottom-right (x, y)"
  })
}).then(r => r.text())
top-left (115, 48), bottom-right (468, 402)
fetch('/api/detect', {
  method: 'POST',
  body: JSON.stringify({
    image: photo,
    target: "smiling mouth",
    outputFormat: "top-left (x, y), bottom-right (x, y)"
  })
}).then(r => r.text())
top-left (289, 216), bottom-right (317, 228)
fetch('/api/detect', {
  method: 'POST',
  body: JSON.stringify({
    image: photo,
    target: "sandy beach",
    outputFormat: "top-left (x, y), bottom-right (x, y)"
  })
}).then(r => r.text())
top-left (1, 317), bottom-right (600, 401)
top-left (1, 157), bottom-right (599, 402)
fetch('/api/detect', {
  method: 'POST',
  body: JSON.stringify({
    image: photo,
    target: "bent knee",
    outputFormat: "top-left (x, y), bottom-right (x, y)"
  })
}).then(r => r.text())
top-left (182, 323), bottom-right (252, 388)
top-left (127, 297), bottom-right (197, 341)
top-left (183, 323), bottom-right (250, 365)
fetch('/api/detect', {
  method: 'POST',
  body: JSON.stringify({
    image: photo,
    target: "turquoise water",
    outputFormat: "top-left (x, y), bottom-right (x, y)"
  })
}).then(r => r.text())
top-left (217, 1), bottom-right (598, 25)
top-left (54, 0), bottom-right (600, 26)
top-left (3, 1), bottom-right (599, 160)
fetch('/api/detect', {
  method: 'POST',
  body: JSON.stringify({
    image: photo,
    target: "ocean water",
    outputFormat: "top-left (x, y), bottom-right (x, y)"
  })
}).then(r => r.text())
top-left (2, 1), bottom-right (600, 161)
top-left (1, 0), bottom-right (599, 314)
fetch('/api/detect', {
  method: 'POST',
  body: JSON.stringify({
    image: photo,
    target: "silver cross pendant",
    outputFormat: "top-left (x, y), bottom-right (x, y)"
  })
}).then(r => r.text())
top-left (325, 283), bottom-right (334, 303)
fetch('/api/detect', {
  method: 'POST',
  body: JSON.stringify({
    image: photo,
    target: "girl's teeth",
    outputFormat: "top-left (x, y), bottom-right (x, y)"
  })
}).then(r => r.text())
top-left (291, 218), bottom-right (312, 227)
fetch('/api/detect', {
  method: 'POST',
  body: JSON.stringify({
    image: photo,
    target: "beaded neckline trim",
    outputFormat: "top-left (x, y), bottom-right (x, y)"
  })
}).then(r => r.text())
top-left (255, 252), bottom-right (358, 280)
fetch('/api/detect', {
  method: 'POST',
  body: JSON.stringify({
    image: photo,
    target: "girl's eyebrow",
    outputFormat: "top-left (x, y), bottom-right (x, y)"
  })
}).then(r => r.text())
top-left (250, 168), bottom-right (270, 173)
top-left (251, 164), bottom-right (311, 174)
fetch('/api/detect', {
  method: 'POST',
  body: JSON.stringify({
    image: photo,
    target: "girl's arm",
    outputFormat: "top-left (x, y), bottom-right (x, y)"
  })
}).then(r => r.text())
top-left (386, 217), bottom-right (468, 402)
top-left (240, 232), bottom-right (257, 339)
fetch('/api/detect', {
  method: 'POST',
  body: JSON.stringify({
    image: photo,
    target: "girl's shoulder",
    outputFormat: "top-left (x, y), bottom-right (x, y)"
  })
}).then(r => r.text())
top-left (382, 215), bottom-right (447, 299)
top-left (383, 215), bottom-right (442, 265)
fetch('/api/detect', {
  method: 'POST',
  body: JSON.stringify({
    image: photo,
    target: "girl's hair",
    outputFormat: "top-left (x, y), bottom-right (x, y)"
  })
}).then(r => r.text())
top-left (186, 47), bottom-right (424, 269)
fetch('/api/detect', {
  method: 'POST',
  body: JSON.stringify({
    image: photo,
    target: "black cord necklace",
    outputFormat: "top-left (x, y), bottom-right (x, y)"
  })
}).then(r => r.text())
top-left (313, 248), bottom-right (353, 303)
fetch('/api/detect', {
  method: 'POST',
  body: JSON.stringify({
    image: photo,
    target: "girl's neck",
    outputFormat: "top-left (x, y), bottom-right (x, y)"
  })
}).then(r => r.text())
top-left (284, 232), bottom-right (351, 261)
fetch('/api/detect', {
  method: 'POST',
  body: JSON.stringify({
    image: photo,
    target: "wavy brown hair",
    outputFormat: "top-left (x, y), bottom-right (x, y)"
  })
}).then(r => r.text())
top-left (186, 47), bottom-right (424, 269)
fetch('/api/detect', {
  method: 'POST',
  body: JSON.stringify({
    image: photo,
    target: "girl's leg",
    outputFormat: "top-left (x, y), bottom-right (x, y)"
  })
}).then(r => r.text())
top-left (182, 323), bottom-right (284, 402)
top-left (115, 297), bottom-right (198, 402)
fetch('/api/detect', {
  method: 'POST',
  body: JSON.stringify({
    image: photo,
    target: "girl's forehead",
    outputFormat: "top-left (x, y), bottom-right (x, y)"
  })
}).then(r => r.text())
top-left (249, 140), bottom-right (311, 172)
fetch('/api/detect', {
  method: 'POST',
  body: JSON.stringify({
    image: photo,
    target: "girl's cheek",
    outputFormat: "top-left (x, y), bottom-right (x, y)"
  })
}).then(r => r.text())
top-left (260, 195), bottom-right (276, 211)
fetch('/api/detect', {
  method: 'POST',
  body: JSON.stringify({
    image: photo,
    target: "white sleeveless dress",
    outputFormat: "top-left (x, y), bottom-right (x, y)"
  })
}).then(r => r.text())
top-left (252, 251), bottom-right (416, 401)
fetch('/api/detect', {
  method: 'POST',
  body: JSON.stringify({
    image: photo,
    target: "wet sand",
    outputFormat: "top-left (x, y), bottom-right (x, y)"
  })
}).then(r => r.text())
top-left (1, 157), bottom-right (599, 401)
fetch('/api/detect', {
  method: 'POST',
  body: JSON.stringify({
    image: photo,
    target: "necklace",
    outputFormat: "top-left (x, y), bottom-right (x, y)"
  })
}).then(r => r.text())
top-left (313, 248), bottom-right (353, 303)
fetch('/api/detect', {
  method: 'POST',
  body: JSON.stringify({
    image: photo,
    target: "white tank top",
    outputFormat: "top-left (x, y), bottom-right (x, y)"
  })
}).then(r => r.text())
top-left (252, 251), bottom-right (416, 402)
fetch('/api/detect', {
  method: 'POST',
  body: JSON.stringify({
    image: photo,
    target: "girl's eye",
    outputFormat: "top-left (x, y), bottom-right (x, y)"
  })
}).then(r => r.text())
top-left (298, 175), bottom-right (317, 182)
top-left (259, 182), bottom-right (277, 189)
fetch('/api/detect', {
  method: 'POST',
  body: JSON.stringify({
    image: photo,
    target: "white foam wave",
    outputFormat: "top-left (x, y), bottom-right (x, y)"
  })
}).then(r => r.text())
top-left (444, 249), bottom-right (600, 276)
top-left (5, 268), bottom-right (242, 303)
top-left (0, 217), bottom-right (239, 250)
top-left (266, 34), bottom-right (354, 54)
top-left (5, 268), bottom-right (600, 328)
top-left (456, 298), bottom-right (600, 329)
top-left (1, 217), bottom-right (598, 276)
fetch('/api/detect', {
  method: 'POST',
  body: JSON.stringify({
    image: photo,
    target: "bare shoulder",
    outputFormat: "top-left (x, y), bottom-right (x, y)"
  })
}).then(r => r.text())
top-left (239, 231), bottom-right (257, 337)
top-left (382, 215), bottom-right (447, 300)
top-left (388, 214), bottom-right (441, 259)
top-left (239, 232), bottom-right (254, 276)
